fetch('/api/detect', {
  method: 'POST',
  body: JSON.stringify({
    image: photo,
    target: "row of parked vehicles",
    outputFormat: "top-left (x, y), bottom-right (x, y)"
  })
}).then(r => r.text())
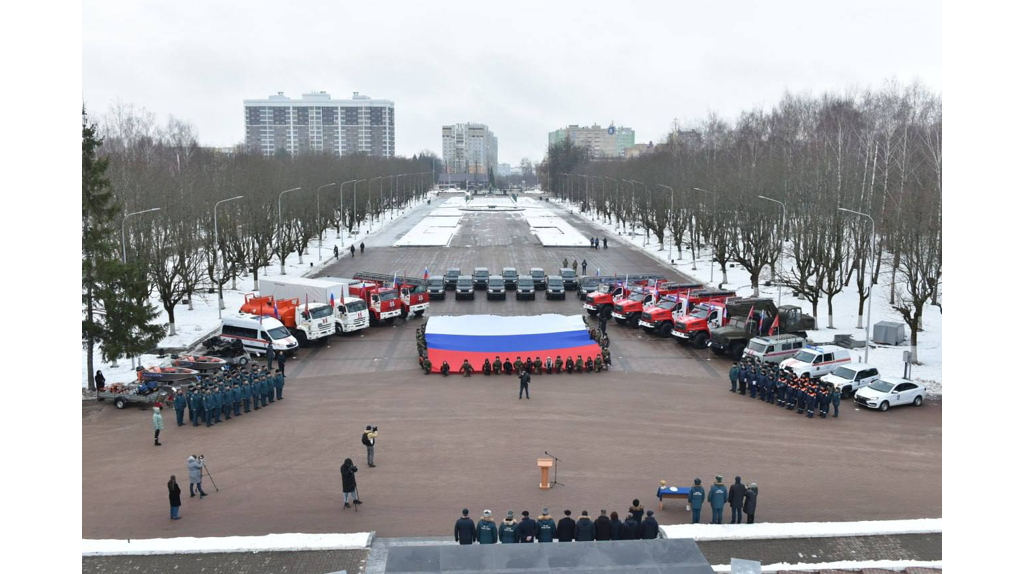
top-left (428, 267), bottom-right (581, 301)
top-left (581, 276), bottom-right (926, 412)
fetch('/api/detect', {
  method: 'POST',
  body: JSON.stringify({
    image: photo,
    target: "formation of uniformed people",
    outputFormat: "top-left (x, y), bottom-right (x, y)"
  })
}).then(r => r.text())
top-left (454, 504), bottom-right (661, 544)
top-left (176, 366), bottom-right (285, 429)
top-left (728, 360), bottom-right (842, 418)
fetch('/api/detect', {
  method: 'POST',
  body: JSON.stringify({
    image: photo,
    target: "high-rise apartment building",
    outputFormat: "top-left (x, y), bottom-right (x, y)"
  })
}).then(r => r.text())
top-left (442, 123), bottom-right (498, 175)
top-left (244, 91), bottom-right (394, 157)
top-left (548, 124), bottom-right (635, 158)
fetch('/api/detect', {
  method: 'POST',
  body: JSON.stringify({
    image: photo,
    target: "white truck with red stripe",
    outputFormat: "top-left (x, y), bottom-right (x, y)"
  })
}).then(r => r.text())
top-left (780, 345), bottom-right (852, 378)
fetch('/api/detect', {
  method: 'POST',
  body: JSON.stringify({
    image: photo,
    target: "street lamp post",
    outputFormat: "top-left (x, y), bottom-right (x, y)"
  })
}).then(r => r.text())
top-left (121, 207), bottom-right (161, 263)
top-left (757, 195), bottom-right (786, 305)
top-left (839, 207), bottom-right (876, 362)
top-left (694, 187), bottom-right (717, 279)
top-left (656, 184), bottom-right (674, 254)
top-left (316, 183), bottom-right (338, 261)
top-left (214, 195), bottom-right (244, 317)
top-left (277, 187), bottom-right (302, 274)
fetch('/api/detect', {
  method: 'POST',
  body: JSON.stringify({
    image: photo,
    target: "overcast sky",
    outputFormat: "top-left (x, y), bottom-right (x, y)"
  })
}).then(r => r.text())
top-left (83, 0), bottom-right (940, 163)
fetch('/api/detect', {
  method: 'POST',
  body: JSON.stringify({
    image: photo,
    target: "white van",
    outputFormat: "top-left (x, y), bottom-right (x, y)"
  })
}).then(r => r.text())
top-left (743, 334), bottom-right (807, 364)
top-left (779, 345), bottom-right (852, 378)
top-left (218, 313), bottom-right (299, 356)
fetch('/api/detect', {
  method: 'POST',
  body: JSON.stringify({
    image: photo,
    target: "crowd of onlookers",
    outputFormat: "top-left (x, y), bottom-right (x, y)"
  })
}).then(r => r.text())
top-left (453, 502), bottom-right (663, 545)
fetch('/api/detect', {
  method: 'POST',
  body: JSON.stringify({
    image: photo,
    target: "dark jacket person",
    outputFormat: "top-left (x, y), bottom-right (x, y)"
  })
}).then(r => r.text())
top-left (517, 511), bottom-right (538, 543)
top-left (454, 509), bottom-right (476, 545)
top-left (594, 510), bottom-right (612, 540)
top-left (556, 510), bottom-right (576, 542)
top-left (641, 510), bottom-right (659, 539)
top-left (728, 476), bottom-right (747, 524)
top-left (574, 512), bottom-right (595, 541)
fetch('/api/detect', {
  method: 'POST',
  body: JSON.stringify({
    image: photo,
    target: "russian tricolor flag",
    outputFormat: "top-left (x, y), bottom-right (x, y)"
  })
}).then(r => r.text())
top-left (424, 314), bottom-right (601, 372)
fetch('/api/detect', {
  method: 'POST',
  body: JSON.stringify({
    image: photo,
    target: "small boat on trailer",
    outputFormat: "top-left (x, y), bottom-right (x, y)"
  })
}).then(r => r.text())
top-left (171, 355), bottom-right (227, 371)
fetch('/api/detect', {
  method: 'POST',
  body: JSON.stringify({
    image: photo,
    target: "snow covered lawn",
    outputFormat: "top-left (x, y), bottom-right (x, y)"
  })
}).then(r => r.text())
top-left (82, 531), bottom-right (373, 556)
top-left (660, 517), bottom-right (941, 541)
top-left (548, 197), bottom-right (942, 395)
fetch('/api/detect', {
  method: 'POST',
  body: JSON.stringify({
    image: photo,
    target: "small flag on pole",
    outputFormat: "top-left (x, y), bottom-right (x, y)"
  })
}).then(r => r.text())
top-left (769, 314), bottom-right (780, 335)
top-left (330, 292), bottom-right (336, 309)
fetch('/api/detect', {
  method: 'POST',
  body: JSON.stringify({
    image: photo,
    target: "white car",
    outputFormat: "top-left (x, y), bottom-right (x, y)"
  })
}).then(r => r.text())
top-left (854, 377), bottom-right (925, 412)
top-left (780, 345), bottom-right (851, 378)
top-left (821, 363), bottom-right (881, 398)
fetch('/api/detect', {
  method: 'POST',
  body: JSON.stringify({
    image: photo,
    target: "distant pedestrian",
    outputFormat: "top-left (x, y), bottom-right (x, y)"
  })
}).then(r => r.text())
top-left (594, 509), bottom-right (611, 541)
top-left (563, 257), bottom-right (569, 268)
top-left (556, 510), bottom-right (576, 542)
top-left (152, 406), bottom-right (163, 446)
top-left (581, 259), bottom-right (588, 275)
top-left (95, 370), bottom-right (106, 398)
top-left (477, 510), bottom-right (498, 544)
top-left (519, 369), bottom-right (531, 399)
top-left (276, 351), bottom-right (286, 376)
top-left (743, 483), bottom-right (758, 523)
top-left (266, 346), bottom-right (276, 370)
top-left (168, 475), bottom-right (182, 520)
top-left (709, 475), bottom-right (728, 524)
top-left (334, 245), bottom-right (339, 259)
top-left (598, 314), bottom-right (607, 335)
top-left (340, 458), bottom-right (361, 508)
top-left (832, 387), bottom-right (842, 417)
top-left (603, 237), bottom-right (608, 248)
top-left (641, 510), bottom-right (659, 539)
top-left (454, 509), bottom-right (476, 545)
top-left (572, 260), bottom-right (578, 274)
top-left (187, 455), bottom-right (207, 498)
top-left (360, 241), bottom-right (365, 254)
top-left (362, 426), bottom-right (378, 467)
top-left (574, 511), bottom-right (595, 541)
top-left (518, 510), bottom-right (538, 543)
top-left (173, 390), bottom-right (187, 426)
top-left (729, 362), bottom-right (739, 393)
top-left (688, 478), bottom-right (705, 523)
top-left (728, 476), bottom-right (745, 524)
top-left (609, 511), bottom-right (622, 540)
top-left (350, 244), bottom-right (356, 257)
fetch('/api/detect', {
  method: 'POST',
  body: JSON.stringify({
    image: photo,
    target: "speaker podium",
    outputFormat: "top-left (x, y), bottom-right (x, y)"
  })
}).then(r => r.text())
top-left (537, 457), bottom-right (554, 489)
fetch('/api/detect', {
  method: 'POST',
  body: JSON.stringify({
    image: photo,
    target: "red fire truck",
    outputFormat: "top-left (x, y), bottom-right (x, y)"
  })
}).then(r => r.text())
top-left (583, 274), bottom-right (664, 319)
top-left (613, 282), bottom-right (703, 329)
top-left (353, 272), bottom-right (430, 318)
top-left (347, 280), bottom-right (404, 324)
top-left (670, 290), bottom-right (737, 346)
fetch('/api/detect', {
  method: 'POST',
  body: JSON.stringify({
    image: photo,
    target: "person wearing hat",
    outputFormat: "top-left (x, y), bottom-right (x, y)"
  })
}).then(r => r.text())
top-left (641, 510), bottom-right (659, 539)
top-left (172, 389), bottom-right (187, 427)
top-left (536, 508), bottom-right (556, 543)
top-left (517, 510), bottom-right (538, 543)
top-left (241, 378), bottom-right (252, 413)
top-left (203, 389), bottom-right (215, 427)
top-left (189, 388), bottom-right (203, 426)
top-left (476, 510), bottom-right (498, 544)
top-left (573, 510), bottom-right (595, 541)
top-left (708, 476), bottom-right (728, 524)
top-left (482, 358), bottom-right (491, 376)
top-left (499, 511), bottom-right (519, 543)
top-left (556, 509), bottom-right (576, 542)
top-left (362, 426), bottom-right (378, 467)
top-left (832, 384), bottom-right (842, 417)
top-left (737, 362), bottom-right (748, 395)
top-left (519, 368), bottom-right (531, 400)
top-left (454, 509), bottom-right (476, 545)
top-left (534, 356), bottom-right (542, 375)
top-left (729, 362), bottom-right (739, 393)
top-left (554, 355), bottom-right (563, 373)
top-left (152, 405), bottom-right (164, 446)
top-left (275, 369), bottom-right (285, 400)
top-left (743, 483), bottom-right (758, 523)
top-left (688, 478), bottom-right (706, 523)
top-left (440, 360), bottom-right (450, 377)
top-left (728, 476), bottom-right (746, 524)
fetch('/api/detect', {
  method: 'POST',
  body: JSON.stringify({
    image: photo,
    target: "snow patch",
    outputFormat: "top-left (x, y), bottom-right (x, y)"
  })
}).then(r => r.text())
top-left (710, 559), bottom-right (941, 572)
top-left (660, 518), bottom-right (941, 541)
top-left (82, 531), bottom-right (373, 556)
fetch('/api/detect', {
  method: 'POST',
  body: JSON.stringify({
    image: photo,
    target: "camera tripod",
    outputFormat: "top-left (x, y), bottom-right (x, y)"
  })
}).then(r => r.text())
top-left (202, 461), bottom-right (219, 492)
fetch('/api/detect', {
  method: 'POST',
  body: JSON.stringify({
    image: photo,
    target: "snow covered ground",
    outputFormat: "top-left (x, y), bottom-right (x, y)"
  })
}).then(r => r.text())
top-left (548, 197), bottom-right (942, 396)
top-left (82, 531), bottom-right (373, 556)
top-left (519, 197), bottom-right (592, 246)
top-left (660, 518), bottom-right (941, 541)
top-left (82, 193), bottom-right (435, 390)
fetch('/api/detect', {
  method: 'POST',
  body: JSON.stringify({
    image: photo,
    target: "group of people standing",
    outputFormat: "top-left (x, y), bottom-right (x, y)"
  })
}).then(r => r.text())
top-left (728, 361), bottom-right (842, 418)
top-left (684, 476), bottom-right (759, 524)
top-left (454, 503), bottom-right (660, 545)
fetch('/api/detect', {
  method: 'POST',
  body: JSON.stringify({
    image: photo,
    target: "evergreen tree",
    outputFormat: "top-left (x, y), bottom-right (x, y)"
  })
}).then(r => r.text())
top-left (82, 108), bottom-right (120, 391)
top-left (95, 259), bottom-right (165, 364)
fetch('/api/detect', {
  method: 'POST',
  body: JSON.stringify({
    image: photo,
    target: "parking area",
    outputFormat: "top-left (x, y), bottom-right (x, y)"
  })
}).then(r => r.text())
top-left (82, 204), bottom-right (941, 540)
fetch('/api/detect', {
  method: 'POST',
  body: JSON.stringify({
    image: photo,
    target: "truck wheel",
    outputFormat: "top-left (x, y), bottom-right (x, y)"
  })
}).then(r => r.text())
top-left (628, 315), bottom-right (640, 329)
top-left (415, 310), bottom-right (425, 317)
top-left (658, 322), bottom-right (672, 337)
top-left (238, 356), bottom-right (249, 366)
top-left (614, 317), bottom-right (626, 325)
top-left (295, 331), bottom-right (309, 347)
top-left (587, 309), bottom-right (597, 316)
top-left (879, 401), bottom-right (890, 412)
top-left (385, 317), bottom-right (396, 324)
top-left (729, 342), bottom-right (746, 360)
top-left (401, 308), bottom-right (409, 319)
top-left (841, 386), bottom-right (852, 399)
top-left (114, 397), bottom-right (127, 410)
top-left (913, 395), bottom-right (923, 407)
top-left (691, 332), bottom-right (708, 348)
top-left (710, 346), bottom-right (725, 356)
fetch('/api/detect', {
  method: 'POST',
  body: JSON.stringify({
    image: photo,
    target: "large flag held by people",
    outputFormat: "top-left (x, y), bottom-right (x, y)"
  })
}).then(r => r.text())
top-left (424, 314), bottom-right (601, 372)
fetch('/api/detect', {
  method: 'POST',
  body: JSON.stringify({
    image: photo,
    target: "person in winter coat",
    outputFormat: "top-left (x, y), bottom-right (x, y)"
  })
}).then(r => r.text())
top-left (708, 475), bottom-right (728, 524)
top-left (275, 371), bottom-right (285, 400)
top-left (728, 476), bottom-right (746, 524)
top-left (609, 511), bottom-right (622, 540)
top-left (340, 458), bottom-right (361, 508)
top-left (556, 510), bottom-right (576, 542)
top-left (362, 426), bottom-right (378, 467)
top-left (832, 386), bottom-right (842, 417)
top-left (152, 406), bottom-right (164, 446)
top-left (517, 510), bottom-right (538, 543)
top-left (168, 475), bottom-right (182, 520)
top-left (95, 370), bottom-right (106, 398)
top-left (482, 358), bottom-right (491, 376)
top-left (641, 510), bottom-right (659, 539)
top-left (574, 511), bottom-right (595, 541)
top-left (476, 510), bottom-right (498, 544)
top-left (460, 359), bottom-right (473, 377)
top-left (276, 352), bottom-right (286, 377)
top-left (554, 356), bottom-right (563, 373)
top-left (572, 260), bottom-right (578, 274)
top-left (266, 346), bottom-right (276, 370)
top-left (503, 358), bottom-right (513, 375)
top-left (187, 455), bottom-right (207, 498)
top-left (563, 257), bottom-right (569, 268)
top-left (536, 508), bottom-right (556, 542)
top-left (545, 357), bottom-right (554, 374)
top-left (575, 355), bottom-right (584, 373)
top-left (729, 363), bottom-right (739, 393)
top-left (499, 511), bottom-right (519, 543)
top-left (454, 509), bottom-right (476, 545)
top-left (688, 478), bottom-right (706, 523)
top-left (594, 509), bottom-right (612, 541)
top-left (737, 363), bottom-right (748, 395)
top-left (519, 369), bottom-right (531, 400)
top-left (743, 483), bottom-right (758, 523)
top-left (360, 241), bottom-right (365, 254)
top-left (620, 514), bottom-right (639, 540)
top-left (581, 259), bottom-right (588, 276)
top-left (565, 356), bottom-right (575, 374)
top-left (440, 361), bottom-right (450, 376)
top-left (628, 499), bottom-right (645, 524)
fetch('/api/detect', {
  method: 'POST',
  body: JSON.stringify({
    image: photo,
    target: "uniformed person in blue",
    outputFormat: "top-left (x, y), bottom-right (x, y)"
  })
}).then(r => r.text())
top-left (189, 388), bottom-right (203, 426)
top-left (275, 370), bottom-right (285, 400)
top-left (232, 383), bottom-right (242, 416)
top-left (242, 379), bottom-right (251, 413)
top-left (203, 389), bottom-right (216, 427)
top-left (729, 363), bottom-right (739, 393)
top-left (737, 362), bottom-right (748, 395)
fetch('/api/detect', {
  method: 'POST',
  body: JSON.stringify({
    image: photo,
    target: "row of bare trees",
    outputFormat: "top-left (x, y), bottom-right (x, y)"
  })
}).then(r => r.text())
top-left (98, 103), bottom-right (437, 337)
top-left (540, 81), bottom-right (941, 362)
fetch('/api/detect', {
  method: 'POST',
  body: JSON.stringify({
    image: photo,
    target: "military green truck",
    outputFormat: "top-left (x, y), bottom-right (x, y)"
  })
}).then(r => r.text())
top-left (709, 297), bottom-right (816, 359)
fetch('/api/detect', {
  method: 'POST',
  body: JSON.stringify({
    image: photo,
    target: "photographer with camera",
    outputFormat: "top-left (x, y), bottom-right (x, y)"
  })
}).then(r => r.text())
top-left (362, 425), bottom-right (379, 468)
top-left (187, 455), bottom-right (207, 498)
top-left (340, 458), bottom-right (362, 509)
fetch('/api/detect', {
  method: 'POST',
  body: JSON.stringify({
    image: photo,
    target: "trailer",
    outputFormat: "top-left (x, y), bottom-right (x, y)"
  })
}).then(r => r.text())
top-left (99, 381), bottom-right (185, 410)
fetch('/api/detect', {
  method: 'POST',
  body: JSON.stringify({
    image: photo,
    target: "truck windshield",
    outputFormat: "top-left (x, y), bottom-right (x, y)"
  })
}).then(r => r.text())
top-left (597, 284), bottom-right (612, 294)
top-left (411, 285), bottom-right (428, 294)
top-left (690, 307), bottom-right (709, 319)
top-left (656, 299), bottom-right (675, 309)
top-left (380, 291), bottom-right (398, 301)
top-left (792, 350), bottom-right (817, 363)
top-left (309, 306), bottom-right (333, 319)
top-left (748, 341), bottom-right (767, 353)
top-left (267, 327), bottom-right (291, 340)
top-left (831, 366), bottom-right (856, 380)
top-left (628, 292), bottom-right (645, 302)
top-left (347, 300), bottom-right (367, 312)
